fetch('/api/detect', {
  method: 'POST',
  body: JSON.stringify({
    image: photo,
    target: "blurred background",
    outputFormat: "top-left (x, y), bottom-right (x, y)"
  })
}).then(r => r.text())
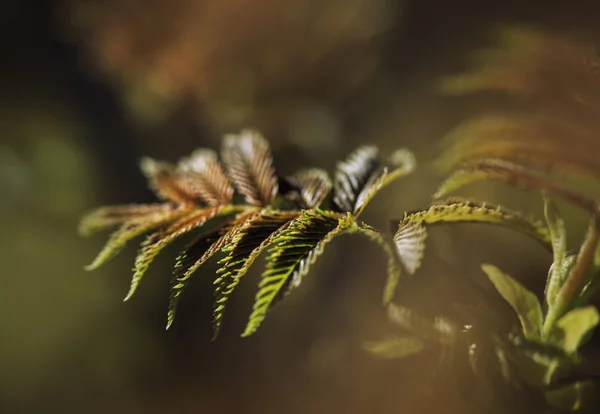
top-left (2, 0), bottom-right (600, 412)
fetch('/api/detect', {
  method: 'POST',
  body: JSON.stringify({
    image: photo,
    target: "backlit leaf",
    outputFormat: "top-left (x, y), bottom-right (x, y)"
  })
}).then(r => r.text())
top-left (481, 264), bottom-right (543, 340)
top-left (212, 210), bottom-right (299, 338)
top-left (390, 200), bottom-right (552, 277)
top-left (555, 306), bottom-right (600, 354)
top-left (167, 225), bottom-right (227, 329)
top-left (125, 207), bottom-right (223, 301)
top-left (84, 206), bottom-right (187, 271)
top-left (221, 130), bottom-right (278, 206)
top-left (178, 149), bottom-right (234, 206)
top-left (353, 148), bottom-right (416, 217)
top-left (544, 193), bottom-right (568, 306)
top-left (332, 146), bottom-right (379, 212)
top-left (167, 210), bottom-right (260, 328)
top-left (242, 211), bottom-right (349, 337)
top-left (140, 157), bottom-right (196, 206)
top-left (287, 168), bottom-right (332, 209)
top-left (79, 203), bottom-right (172, 236)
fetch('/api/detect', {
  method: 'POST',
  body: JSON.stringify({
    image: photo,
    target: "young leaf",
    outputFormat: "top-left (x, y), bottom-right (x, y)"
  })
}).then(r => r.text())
top-left (140, 157), bottom-right (196, 206)
top-left (391, 200), bottom-right (552, 277)
top-left (125, 207), bottom-right (223, 301)
top-left (481, 264), bottom-right (543, 340)
top-left (211, 210), bottom-right (300, 337)
top-left (392, 221), bottom-right (428, 276)
top-left (286, 168), bottom-right (332, 209)
top-left (221, 130), bottom-right (278, 206)
top-left (79, 203), bottom-right (173, 236)
top-left (166, 210), bottom-right (260, 328)
top-left (554, 306), bottom-right (600, 354)
top-left (547, 218), bottom-right (600, 333)
top-left (332, 145), bottom-right (379, 213)
top-left (353, 148), bottom-right (416, 217)
top-left (177, 149), bottom-right (234, 206)
top-left (364, 336), bottom-right (424, 359)
top-left (242, 211), bottom-right (349, 337)
top-left (544, 193), bottom-right (568, 306)
top-left (84, 206), bottom-right (188, 271)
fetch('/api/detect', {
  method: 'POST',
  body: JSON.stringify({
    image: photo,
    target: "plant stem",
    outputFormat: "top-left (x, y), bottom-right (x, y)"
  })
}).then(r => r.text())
top-left (354, 222), bottom-right (402, 304)
top-left (543, 215), bottom-right (600, 336)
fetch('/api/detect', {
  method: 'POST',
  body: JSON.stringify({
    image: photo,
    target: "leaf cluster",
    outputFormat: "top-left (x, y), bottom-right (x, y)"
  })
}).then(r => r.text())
top-left (80, 130), bottom-right (415, 338)
top-left (371, 27), bottom-right (600, 412)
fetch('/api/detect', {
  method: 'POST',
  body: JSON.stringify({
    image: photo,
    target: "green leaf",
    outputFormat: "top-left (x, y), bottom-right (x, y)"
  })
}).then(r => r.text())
top-left (221, 130), bottom-right (278, 206)
top-left (364, 336), bottom-right (424, 359)
top-left (167, 226), bottom-right (227, 329)
top-left (481, 264), bottom-right (543, 340)
top-left (554, 306), bottom-right (600, 353)
top-left (391, 200), bottom-right (552, 277)
top-left (506, 335), bottom-right (572, 387)
top-left (84, 206), bottom-right (188, 271)
top-left (166, 210), bottom-right (259, 329)
top-left (544, 192), bottom-right (568, 306)
top-left (545, 380), bottom-right (600, 412)
top-left (125, 207), bottom-right (223, 301)
top-left (211, 210), bottom-right (299, 338)
top-left (242, 210), bottom-right (349, 337)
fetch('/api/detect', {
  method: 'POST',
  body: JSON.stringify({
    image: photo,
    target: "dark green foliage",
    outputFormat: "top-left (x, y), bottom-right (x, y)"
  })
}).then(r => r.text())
top-left (377, 27), bottom-right (600, 412)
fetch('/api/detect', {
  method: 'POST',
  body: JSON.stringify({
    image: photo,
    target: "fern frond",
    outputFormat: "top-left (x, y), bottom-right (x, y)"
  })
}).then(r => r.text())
top-left (177, 149), bottom-right (234, 206)
top-left (242, 210), bottom-right (350, 337)
top-left (434, 159), bottom-right (598, 214)
top-left (287, 168), bottom-right (332, 209)
top-left (84, 206), bottom-right (188, 271)
top-left (125, 207), bottom-right (224, 301)
top-left (212, 210), bottom-right (300, 337)
top-left (166, 209), bottom-right (260, 328)
top-left (221, 130), bottom-right (278, 206)
top-left (79, 203), bottom-right (172, 236)
top-left (390, 200), bottom-right (552, 279)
